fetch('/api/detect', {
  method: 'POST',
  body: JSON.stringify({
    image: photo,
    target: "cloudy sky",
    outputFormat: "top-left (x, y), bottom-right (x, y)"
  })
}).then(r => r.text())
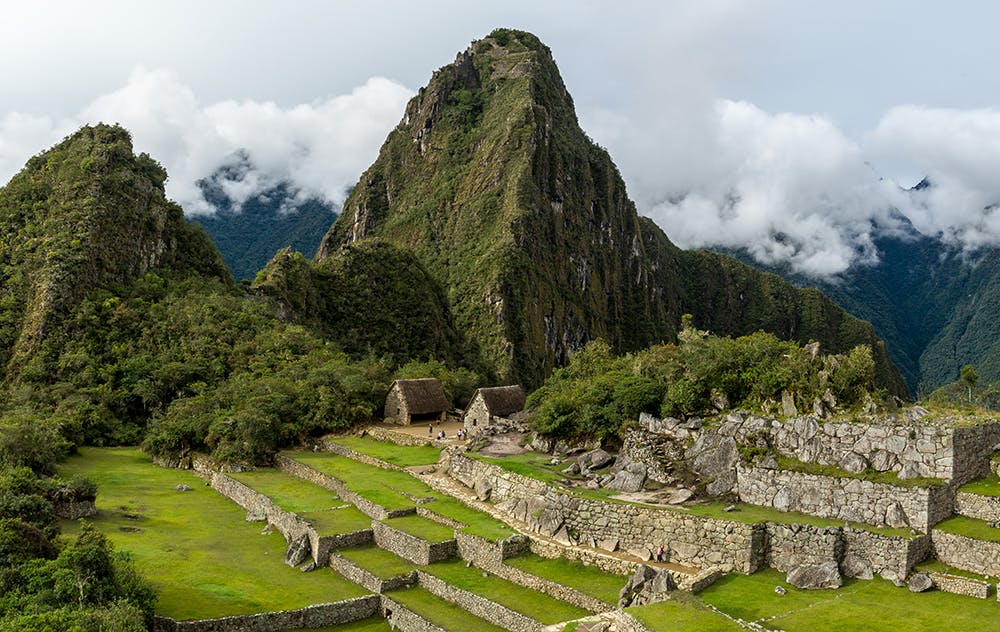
top-left (3, 1), bottom-right (1000, 276)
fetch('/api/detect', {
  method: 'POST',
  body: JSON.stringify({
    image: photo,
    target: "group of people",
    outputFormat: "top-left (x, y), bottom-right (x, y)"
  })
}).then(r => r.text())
top-left (428, 424), bottom-right (466, 441)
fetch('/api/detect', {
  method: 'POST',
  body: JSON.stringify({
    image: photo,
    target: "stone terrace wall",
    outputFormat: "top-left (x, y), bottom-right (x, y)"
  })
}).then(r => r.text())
top-left (455, 531), bottom-right (530, 568)
top-left (276, 454), bottom-right (415, 520)
top-left (371, 520), bottom-right (457, 565)
top-left (952, 423), bottom-right (1000, 485)
top-left (153, 596), bottom-right (379, 632)
top-left (765, 523), bottom-right (842, 572)
top-left (843, 528), bottom-right (930, 578)
top-left (366, 425), bottom-right (437, 448)
top-left (932, 530), bottom-right (1000, 576)
top-left (929, 571), bottom-right (991, 599)
top-left (327, 552), bottom-right (417, 594)
top-left (527, 538), bottom-right (639, 576)
top-left (380, 594), bottom-right (445, 632)
top-left (417, 570), bottom-right (542, 632)
top-left (955, 492), bottom-right (1000, 522)
top-left (736, 466), bottom-right (952, 532)
top-left (448, 453), bottom-right (763, 573)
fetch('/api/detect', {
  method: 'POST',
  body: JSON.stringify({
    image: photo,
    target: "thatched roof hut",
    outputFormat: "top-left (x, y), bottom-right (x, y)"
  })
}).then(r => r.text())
top-left (384, 378), bottom-right (450, 425)
top-left (462, 385), bottom-right (526, 430)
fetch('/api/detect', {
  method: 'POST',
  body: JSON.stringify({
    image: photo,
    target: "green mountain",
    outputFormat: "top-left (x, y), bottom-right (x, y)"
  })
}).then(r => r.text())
top-left (191, 155), bottom-right (337, 282)
top-left (315, 28), bottom-right (907, 395)
top-left (718, 210), bottom-right (1000, 396)
top-left (0, 124), bottom-right (229, 383)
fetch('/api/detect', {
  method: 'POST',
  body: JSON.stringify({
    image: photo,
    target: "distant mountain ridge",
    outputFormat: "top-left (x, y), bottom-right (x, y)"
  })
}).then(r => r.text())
top-left (717, 208), bottom-right (1000, 395)
top-left (192, 155), bottom-right (337, 282)
top-left (298, 28), bottom-right (907, 394)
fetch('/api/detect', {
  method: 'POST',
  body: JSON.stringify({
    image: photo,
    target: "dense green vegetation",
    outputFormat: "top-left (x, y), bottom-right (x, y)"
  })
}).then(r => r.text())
top-left (925, 365), bottom-right (1000, 412)
top-left (0, 465), bottom-right (153, 630)
top-left (317, 28), bottom-right (906, 394)
top-left (529, 325), bottom-right (881, 441)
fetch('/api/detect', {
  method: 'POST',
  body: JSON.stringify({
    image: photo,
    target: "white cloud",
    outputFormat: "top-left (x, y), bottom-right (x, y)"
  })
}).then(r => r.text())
top-left (1, 67), bottom-right (414, 216)
top-left (869, 105), bottom-right (1000, 249)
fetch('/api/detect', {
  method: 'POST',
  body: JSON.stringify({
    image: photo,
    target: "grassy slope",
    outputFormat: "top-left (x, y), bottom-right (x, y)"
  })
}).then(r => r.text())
top-left (505, 554), bottom-right (625, 604)
top-left (387, 587), bottom-right (508, 632)
top-left (337, 545), bottom-right (416, 579)
top-left (384, 514), bottom-right (456, 542)
top-left (329, 435), bottom-right (442, 466)
top-left (700, 569), bottom-right (1000, 632)
top-left (58, 448), bottom-right (367, 620)
top-left (626, 595), bottom-right (743, 631)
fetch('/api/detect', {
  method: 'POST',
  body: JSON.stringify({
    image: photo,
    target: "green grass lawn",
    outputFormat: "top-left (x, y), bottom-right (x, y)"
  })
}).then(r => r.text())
top-left (336, 545), bottom-right (416, 579)
top-left (384, 514), bottom-right (455, 542)
top-left (287, 451), bottom-right (514, 541)
top-left (958, 474), bottom-right (1000, 497)
top-left (229, 469), bottom-right (341, 512)
top-left (914, 558), bottom-right (991, 582)
top-left (58, 448), bottom-right (368, 621)
top-left (425, 559), bottom-right (589, 624)
top-left (504, 554), bottom-right (625, 604)
top-left (701, 568), bottom-right (1000, 631)
top-left (298, 508), bottom-right (373, 535)
top-left (305, 619), bottom-right (392, 632)
top-left (387, 586), bottom-right (507, 632)
top-left (934, 515), bottom-right (1000, 543)
top-left (626, 594), bottom-right (743, 631)
top-left (329, 435), bottom-right (442, 467)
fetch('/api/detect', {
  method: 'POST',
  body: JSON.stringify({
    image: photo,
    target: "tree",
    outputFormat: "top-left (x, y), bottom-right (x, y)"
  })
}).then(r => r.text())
top-left (961, 364), bottom-right (979, 403)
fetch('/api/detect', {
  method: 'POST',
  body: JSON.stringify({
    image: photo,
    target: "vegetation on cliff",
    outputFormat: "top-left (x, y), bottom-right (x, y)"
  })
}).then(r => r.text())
top-left (317, 28), bottom-right (906, 396)
top-left (528, 322), bottom-right (880, 442)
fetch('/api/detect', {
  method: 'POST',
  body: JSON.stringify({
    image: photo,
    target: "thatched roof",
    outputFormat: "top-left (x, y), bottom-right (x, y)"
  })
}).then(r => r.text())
top-left (476, 385), bottom-right (526, 417)
top-left (392, 378), bottom-right (449, 414)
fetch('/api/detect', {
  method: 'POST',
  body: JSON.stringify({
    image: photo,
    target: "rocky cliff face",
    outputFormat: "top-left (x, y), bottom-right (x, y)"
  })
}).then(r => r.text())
top-left (318, 29), bottom-right (906, 395)
top-left (0, 124), bottom-right (229, 381)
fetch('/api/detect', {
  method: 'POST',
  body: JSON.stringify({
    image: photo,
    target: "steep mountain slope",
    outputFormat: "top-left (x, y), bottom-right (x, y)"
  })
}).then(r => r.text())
top-left (317, 29), bottom-right (906, 394)
top-left (719, 215), bottom-right (999, 395)
top-left (0, 124), bottom-right (229, 382)
top-left (192, 156), bottom-right (337, 282)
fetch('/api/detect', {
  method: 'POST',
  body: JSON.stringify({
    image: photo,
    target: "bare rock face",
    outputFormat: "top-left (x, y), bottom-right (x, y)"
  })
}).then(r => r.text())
top-left (908, 572), bottom-right (934, 593)
top-left (580, 448), bottom-right (613, 470)
top-left (605, 462), bottom-right (647, 492)
top-left (618, 565), bottom-right (677, 607)
top-left (786, 561), bottom-right (842, 590)
top-left (840, 555), bottom-right (874, 580)
top-left (474, 476), bottom-right (493, 501)
top-left (284, 534), bottom-right (311, 567)
top-left (686, 434), bottom-right (739, 495)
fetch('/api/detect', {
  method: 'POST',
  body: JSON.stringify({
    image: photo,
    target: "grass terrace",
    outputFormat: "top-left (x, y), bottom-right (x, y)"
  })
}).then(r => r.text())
top-left (626, 594), bottom-right (743, 631)
top-left (386, 586), bottom-right (507, 632)
top-left (384, 514), bottom-right (456, 542)
top-left (958, 473), bottom-right (1000, 497)
top-left (286, 451), bottom-right (515, 540)
top-left (425, 559), bottom-right (589, 624)
top-left (336, 545), bottom-right (416, 579)
top-left (306, 620), bottom-right (393, 632)
top-left (58, 448), bottom-right (368, 621)
top-left (700, 568), bottom-right (1000, 631)
top-left (229, 469), bottom-right (341, 512)
top-left (329, 434), bottom-right (443, 467)
top-left (774, 455), bottom-right (946, 488)
top-left (914, 558), bottom-right (992, 582)
top-left (504, 553), bottom-right (626, 604)
top-left (934, 515), bottom-right (1000, 543)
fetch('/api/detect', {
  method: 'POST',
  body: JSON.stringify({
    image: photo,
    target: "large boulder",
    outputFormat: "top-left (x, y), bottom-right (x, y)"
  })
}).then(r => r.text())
top-left (840, 555), bottom-right (874, 580)
top-left (580, 448), bottom-right (614, 470)
top-left (839, 452), bottom-right (869, 475)
top-left (605, 462), bottom-right (647, 492)
top-left (786, 561), bottom-right (842, 590)
top-left (284, 533), bottom-right (312, 567)
top-left (474, 476), bottom-right (494, 501)
top-left (908, 572), bottom-right (934, 593)
top-left (884, 502), bottom-right (909, 528)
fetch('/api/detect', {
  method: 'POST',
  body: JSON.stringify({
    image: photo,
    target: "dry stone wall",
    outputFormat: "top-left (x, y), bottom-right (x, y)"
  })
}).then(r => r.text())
top-left (736, 466), bottom-right (953, 532)
top-left (932, 529), bottom-right (1000, 576)
top-left (152, 596), bottom-right (379, 632)
top-left (276, 454), bottom-right (415, 520)
top-left (952, 423), bottom-right (1000, 485)
top-left (380, 594), bottom-right (446, 632)
top-left (843, 528), bottom-right (930, 579)
top-left (955, 492), bottom-right (1000, 522)
top-left (371, 521), bottom-right (457, 565)
top-left (366, 425), bottom-right (437, 447)
top-left (764, 523), bottom-right (842, 572)
top-left (928, 571), bottom-right (991, 599)
top-left (327, 553), bottom-right (417, 594)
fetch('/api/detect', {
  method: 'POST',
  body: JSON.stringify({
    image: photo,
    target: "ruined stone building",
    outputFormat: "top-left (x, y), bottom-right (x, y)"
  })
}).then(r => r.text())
top-left (384, 378), bottom-right (450, 425)
top-left (462, 385), bottom-right (526, 432)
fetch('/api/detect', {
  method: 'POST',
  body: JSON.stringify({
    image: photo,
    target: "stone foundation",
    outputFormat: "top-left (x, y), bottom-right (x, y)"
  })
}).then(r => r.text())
top-left (152, 595), bottom-right (380, 632)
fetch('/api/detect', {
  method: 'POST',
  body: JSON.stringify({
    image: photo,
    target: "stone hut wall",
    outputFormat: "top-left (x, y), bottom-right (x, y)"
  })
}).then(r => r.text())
top-left (932, 529), bottom-right (1000, 576)
top-left (371, 520), bottom-right (457, 565)
top-left (416, 570), bottom-right (543, 632)
top-left (152, 595), bottom-right (380, 632)
top-left (955, 492), bottom-right (1000, 522)
top-left (462, 393), bottom-right (491, 432)
top-left (736, 466), bottom-right (950, 532)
